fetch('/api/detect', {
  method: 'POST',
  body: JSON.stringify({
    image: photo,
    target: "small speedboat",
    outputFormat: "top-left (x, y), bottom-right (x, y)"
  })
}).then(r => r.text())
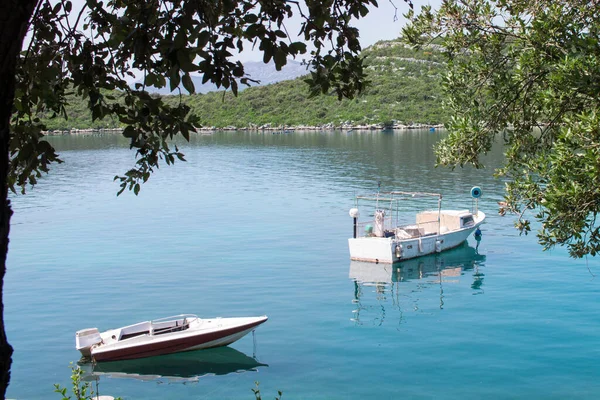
top-left (76, 314), bottom-right (268, 362)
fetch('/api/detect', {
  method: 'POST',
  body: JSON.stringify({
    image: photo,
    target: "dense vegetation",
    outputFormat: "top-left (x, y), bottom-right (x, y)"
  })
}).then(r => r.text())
top-left (404, 0), bottom-right (600, 258)
top-left (41, 39), bottom-right (447, 130)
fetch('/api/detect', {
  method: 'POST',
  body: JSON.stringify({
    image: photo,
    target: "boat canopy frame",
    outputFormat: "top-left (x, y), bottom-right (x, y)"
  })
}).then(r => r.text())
top-left (355, 191), bottom-right (442, 203)
top-left (353, 191), bottom-right (443, 238)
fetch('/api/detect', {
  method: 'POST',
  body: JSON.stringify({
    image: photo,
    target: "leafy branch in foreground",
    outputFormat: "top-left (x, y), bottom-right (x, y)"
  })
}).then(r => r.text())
top-left (403, 0), bottom-right (600, 258)
top-left (252, 381), bottom-right (282, 400)
top-left (54, 364), bottom-right (121, 400)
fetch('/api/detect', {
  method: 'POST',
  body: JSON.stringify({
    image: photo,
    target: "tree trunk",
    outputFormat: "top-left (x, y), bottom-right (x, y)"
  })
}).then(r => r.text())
top-left (0, 0), bottom-right (39, 397)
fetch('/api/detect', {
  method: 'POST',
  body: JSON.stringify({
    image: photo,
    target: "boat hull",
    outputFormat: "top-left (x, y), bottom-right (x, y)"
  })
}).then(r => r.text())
top-left (90, 317), bottom-right (267, 362)
top-left (349, 212), bottom-right (484, 264)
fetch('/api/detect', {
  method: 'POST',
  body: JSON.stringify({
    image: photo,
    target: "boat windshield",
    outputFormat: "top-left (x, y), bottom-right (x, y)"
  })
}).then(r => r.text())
top-left (148, 315), bottom-right (198, 336)
top-left (151, 314), bottom-right (199, 325)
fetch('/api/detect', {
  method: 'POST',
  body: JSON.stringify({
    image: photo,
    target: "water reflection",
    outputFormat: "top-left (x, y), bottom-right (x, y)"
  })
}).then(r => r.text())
top-left (349, 242), bottom-right (486, 326)
top-left (80, 347), bottom-right (268, 384)
top-left (46, 129), bottom-right (507, 203)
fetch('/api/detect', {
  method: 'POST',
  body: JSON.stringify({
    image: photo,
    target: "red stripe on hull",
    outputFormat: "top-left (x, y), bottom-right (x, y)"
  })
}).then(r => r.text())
top-left (92, 320), bottom-right (264, 362)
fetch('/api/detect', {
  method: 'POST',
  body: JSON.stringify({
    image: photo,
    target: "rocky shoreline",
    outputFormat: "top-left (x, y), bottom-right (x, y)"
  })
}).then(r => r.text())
top-left (45, 122), bottom-right (444, 135)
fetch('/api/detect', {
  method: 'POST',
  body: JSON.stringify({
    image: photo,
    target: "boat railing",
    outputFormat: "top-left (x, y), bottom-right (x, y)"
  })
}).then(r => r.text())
top-left (353, 192), bottom-right (443, 238)
top-left (151, 314), bottom-right (199, 324)
top-left (355, 191), bottom-right (441, 202)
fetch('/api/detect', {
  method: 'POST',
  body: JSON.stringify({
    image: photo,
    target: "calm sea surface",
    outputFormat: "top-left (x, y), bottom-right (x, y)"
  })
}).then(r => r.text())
top-left (6, 130), bottom-right (599, 399)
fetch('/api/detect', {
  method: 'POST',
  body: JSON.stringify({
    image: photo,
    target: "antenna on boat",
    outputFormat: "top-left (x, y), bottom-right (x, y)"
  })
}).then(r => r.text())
top-left (375, 180), bottom-right (382, 212)
top-left (437, 194), bottom-right (442, 235)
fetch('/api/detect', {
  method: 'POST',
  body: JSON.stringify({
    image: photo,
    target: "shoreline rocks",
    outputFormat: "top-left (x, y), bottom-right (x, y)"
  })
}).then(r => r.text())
top-left (44, 123), bottom-right (444, 136)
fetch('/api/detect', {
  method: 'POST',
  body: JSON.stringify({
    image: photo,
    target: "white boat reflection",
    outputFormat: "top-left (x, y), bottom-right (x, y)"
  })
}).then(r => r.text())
top-left (349, 242), bottom-right (486, 326)
top-left (80, 347), bottom-right (268, 383)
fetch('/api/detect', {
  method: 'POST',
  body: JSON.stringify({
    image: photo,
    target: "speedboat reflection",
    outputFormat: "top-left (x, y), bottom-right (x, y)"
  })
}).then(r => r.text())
top-left (80, 347), bottom-right (268, 383)
top-left (349, 242), bottom-right (486, 326)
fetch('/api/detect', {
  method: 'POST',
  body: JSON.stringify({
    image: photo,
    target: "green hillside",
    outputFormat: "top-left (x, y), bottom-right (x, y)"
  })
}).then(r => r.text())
top-left (41, 38), bottom-right (447, 130)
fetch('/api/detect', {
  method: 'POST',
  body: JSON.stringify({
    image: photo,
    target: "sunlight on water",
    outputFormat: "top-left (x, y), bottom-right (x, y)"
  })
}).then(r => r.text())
top-left (5, 130), bottom-right (599, 399)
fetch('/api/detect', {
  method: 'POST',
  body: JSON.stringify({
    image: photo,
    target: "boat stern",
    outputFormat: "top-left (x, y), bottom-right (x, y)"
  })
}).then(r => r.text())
top-left (75, 328), bottom-right (102, 358)
top-left (348, 237), bottom-right (395, 264)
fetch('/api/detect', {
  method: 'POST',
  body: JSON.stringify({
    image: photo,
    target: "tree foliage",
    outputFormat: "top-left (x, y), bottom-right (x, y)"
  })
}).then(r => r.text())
top-left (181, 39), bottom-right (446, 127)
top-left (54, 364), bottom-right (121, 400)
top-left (13, 0), bottom-right (397, 195)
top-left (403, 0), bottom-right (600, 258)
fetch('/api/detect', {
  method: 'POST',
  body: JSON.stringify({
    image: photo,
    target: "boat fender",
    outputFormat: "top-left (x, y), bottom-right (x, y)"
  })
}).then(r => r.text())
top-left (395, 244), bottom-right (402, 258)
top-left (471, 186), bottom-right (482, 198)
top-left (474, 228), bottom-right (482, 242)
top-left (435, 240), bottom-right (442, 253)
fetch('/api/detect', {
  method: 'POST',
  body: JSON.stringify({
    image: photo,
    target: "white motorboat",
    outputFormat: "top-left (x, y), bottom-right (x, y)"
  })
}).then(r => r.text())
top-left (76, 314), bottom-right (268, 362)
top-left (348, 187), bottom-right (485, 264)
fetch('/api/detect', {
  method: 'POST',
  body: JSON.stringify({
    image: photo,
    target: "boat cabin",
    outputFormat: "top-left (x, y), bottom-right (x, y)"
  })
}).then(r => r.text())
top-left (414, 210), bottom-right (476, 235)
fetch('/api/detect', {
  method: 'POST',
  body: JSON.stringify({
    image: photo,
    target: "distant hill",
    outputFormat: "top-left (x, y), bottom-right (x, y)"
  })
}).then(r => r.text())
top-left (139, 60), bottom-right (309, 95)
top-left (41, 38), bottom-right (448, 130)
top-left (173, 38), bottom-right (447, 128)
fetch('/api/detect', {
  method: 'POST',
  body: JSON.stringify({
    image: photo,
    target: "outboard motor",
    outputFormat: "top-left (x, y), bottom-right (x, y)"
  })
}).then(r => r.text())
top-left (374, 210), bottom-right (385, 237)
top-left (75, 328), bottom-right (102, 358)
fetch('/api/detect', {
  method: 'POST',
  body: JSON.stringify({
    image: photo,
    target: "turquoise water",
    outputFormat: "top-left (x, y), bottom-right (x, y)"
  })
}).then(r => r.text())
top-left (6, 130), bottom-right (599, 399)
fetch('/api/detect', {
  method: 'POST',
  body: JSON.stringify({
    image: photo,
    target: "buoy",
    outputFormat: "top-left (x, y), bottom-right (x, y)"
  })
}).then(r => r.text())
top-left (471, 186), bottom-right (482, 198)
top-left (474, 228), bottom-right (482, 242)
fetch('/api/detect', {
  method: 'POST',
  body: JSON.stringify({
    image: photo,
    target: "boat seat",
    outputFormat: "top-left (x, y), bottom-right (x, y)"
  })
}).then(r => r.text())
top-left (395, 229), bottom-right (413, 239)
top-left (152, 319), bottom-right (189, 335)
top-left (120, 330), bottom-right (150, 340)
top-left (395, 226), bottom-right (424, 239)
